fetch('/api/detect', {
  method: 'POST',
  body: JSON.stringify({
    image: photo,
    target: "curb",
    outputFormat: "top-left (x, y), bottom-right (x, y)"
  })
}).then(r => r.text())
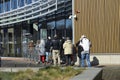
top-left (70, 67), bottom-right (103, 80)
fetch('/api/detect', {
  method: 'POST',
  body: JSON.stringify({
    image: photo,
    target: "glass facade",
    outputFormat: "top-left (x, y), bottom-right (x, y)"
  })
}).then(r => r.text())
top-left (0, 0), bottom-right (33, 13)
top-left (0, 0), bottom-right (4, 13)
top-left (11, 0), bottom-right (17, 9)
top-left (0, 0), bottom-right (72, 57)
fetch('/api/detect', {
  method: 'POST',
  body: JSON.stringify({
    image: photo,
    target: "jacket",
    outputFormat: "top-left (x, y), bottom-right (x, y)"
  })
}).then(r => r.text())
top-left (51, 38), bottom-right (60, 50)
top-left (80, 37), bottom-right (91, 51)
top-left (63, 40), bottom-right (73, 55)
top-left (45, 39), bottom-right (52, 52)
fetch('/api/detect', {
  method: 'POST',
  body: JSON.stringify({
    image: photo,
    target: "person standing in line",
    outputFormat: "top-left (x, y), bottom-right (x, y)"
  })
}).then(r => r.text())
top-left (28, 40), bottom-right (34, 61)
top-left (51, 35), bottom-right (60, 66)
top-left (35, 40), bottom-right (41, 63)
top-left (79, 35), bottom-right (91, 67)
top-left (59, 37), bottom-right (65, 64)
top-left (45, 36), bottom-right (52, 64)
top-left (76, 38), bottom-right (84, 66)
top-left (39, 39), bottom-right (46, 64)
top-left (63, 37), bottom-right (73, 66)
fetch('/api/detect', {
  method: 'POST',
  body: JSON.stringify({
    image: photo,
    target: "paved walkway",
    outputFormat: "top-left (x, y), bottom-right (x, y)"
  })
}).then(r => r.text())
top-left (102, 65), bottom-right (120, 80)
top-left (0, 57), bottom-right (45, 67)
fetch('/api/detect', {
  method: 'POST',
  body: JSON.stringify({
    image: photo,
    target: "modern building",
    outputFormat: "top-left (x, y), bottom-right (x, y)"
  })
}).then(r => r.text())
top-left (0, 0), bottom-right (72, 57)
top-left (0, 0), bottom-right (120, 64)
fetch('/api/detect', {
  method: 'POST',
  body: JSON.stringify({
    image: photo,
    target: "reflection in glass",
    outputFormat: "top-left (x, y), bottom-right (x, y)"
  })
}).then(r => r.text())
top-left (18, 0), bottom-right (24, 7)
top-left (0, 3), bottom-right (3, 13)
top-left (11, 0), bottom-right (17, 9)
top-left (66, 19), bottom-right (72, 39)
top-left (47, 21), bottom-right (55, 29)
top-left (4, 0), bottom-right (10, 12)
top-left (56, 19), bottom-right (65, 29)
top-left (25, 0), bottom-right (32, 4)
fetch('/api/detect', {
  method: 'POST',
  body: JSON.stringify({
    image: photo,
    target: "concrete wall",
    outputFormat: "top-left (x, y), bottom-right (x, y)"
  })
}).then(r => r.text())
top-left (90, 54), bottom-right (120, 65)
top-left (75, 54), bottom-right (120, 66)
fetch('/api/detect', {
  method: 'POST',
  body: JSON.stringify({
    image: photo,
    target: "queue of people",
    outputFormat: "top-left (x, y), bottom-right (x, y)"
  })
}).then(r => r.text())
top-left (26, 34), bottom-right (92, 67)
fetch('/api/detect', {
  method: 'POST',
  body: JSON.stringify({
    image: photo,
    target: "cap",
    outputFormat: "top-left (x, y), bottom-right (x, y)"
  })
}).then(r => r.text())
top-left (80, 35), bottom-right (86, 40)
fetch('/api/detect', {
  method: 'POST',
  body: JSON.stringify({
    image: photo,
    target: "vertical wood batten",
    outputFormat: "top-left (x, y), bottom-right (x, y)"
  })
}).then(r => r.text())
top-left (74, 0), bottom-right (120, 53)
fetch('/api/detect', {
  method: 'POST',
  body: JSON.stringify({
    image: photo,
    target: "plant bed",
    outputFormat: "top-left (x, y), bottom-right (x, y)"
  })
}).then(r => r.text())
top-left (0, 66), bottom-right (84, 80)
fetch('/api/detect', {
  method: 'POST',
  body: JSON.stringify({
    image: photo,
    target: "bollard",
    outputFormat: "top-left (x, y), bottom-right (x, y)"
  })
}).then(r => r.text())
top-left (0, 56), bottom-right (1, 67)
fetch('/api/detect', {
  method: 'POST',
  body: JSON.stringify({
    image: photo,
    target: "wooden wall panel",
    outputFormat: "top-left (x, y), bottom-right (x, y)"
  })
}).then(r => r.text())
top-left (74, 0), bottom-right (120, 53)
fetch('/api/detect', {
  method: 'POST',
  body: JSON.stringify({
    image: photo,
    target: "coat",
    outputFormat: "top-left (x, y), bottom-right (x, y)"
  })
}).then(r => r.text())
top-left (39, 39), bottom-right (45, 55)
top-left (63, 40), bottom-right (73, 55)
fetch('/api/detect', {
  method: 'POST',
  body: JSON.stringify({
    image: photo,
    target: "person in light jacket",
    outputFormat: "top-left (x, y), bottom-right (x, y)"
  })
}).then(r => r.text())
top-left (63, 37), bottom-right (73, 66)
top-left (79, 35), bottom-right (91, 67)
top-left (39, 39), bottom-right (46, 63)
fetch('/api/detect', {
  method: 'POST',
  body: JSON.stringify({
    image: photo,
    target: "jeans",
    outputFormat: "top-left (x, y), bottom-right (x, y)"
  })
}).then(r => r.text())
top-left (45, 52), bottom-right (51, 62)
top-left (81, 52), bottom-right (91, 67)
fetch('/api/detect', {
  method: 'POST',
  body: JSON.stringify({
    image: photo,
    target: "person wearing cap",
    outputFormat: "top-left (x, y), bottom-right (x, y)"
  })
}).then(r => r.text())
top-left (79, 35), bottom-right (91, 67)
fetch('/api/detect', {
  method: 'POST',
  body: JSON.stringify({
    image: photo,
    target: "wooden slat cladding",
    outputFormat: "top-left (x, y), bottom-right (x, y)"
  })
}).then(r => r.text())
top-left (74, 0), bottom-right (120, 53)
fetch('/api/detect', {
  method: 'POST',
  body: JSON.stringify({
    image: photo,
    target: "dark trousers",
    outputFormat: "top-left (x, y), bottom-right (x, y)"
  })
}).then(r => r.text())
top-left (65, 54), bottom-right (71, 65)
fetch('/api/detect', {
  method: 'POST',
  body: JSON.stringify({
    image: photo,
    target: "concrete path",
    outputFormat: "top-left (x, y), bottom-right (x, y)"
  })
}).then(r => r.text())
top-left (102, 65), bottom-right (120, 80)
top-left (0, 57), bottom-right (46, 67)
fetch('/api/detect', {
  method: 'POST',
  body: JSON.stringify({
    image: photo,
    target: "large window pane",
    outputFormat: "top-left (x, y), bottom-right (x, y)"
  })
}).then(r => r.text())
top-left (25, 0), bottom-right (32, 4)
top-left (47, 21), bottom-right (55, 38)
top-left (56, 19), bottom-right (65, 29)
top-left (11, 0), bottom-right (17, 9)
top-left (66, 19), bottom-right (72, 39)
top-left (0, 3), bottom-right (3, 13)
top-left (18, 0), bottom-right (24, 7)
top-left (56, 19), bottom-right (65, 38)
top-left (47, 21), bottom-right (55, 29)
top-left (4, 0), bottom-right (10, 12)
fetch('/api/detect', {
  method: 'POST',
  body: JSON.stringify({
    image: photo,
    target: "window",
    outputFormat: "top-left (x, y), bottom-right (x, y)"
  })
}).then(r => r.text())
top-left (66, 19), bottom-right (72, 39)
top-left (4, 0), bottom-right (10, 12)
top-left (0, 3), bottom-right (3, 13)
top-left (25, 0), bottom-right (32, 4)
top-left (11, 0), bottom-right (17, 9)
top-left (18, 0), bottom-right (24, 7)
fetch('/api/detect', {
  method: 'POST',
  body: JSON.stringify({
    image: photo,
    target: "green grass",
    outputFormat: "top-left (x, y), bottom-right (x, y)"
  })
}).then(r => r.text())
top-left (0, 66), bottom-right (84, 80)
top-left (0, 72), bottom-right (17, 80)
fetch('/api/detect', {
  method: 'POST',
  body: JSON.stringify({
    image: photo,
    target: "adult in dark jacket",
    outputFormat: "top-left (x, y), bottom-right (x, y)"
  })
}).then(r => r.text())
top-left (51, 35), bottom-right (60, 66)
top-left (76, 39), bottom-right (84, 66)
top-left (45, 36), bottom-right (52, 63)
top-left (59, 37), bottom-right (65, 64)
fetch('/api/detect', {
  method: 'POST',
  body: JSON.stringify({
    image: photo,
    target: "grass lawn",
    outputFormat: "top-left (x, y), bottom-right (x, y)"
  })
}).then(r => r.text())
top-left (0, 66), bottom-right (84, 80)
